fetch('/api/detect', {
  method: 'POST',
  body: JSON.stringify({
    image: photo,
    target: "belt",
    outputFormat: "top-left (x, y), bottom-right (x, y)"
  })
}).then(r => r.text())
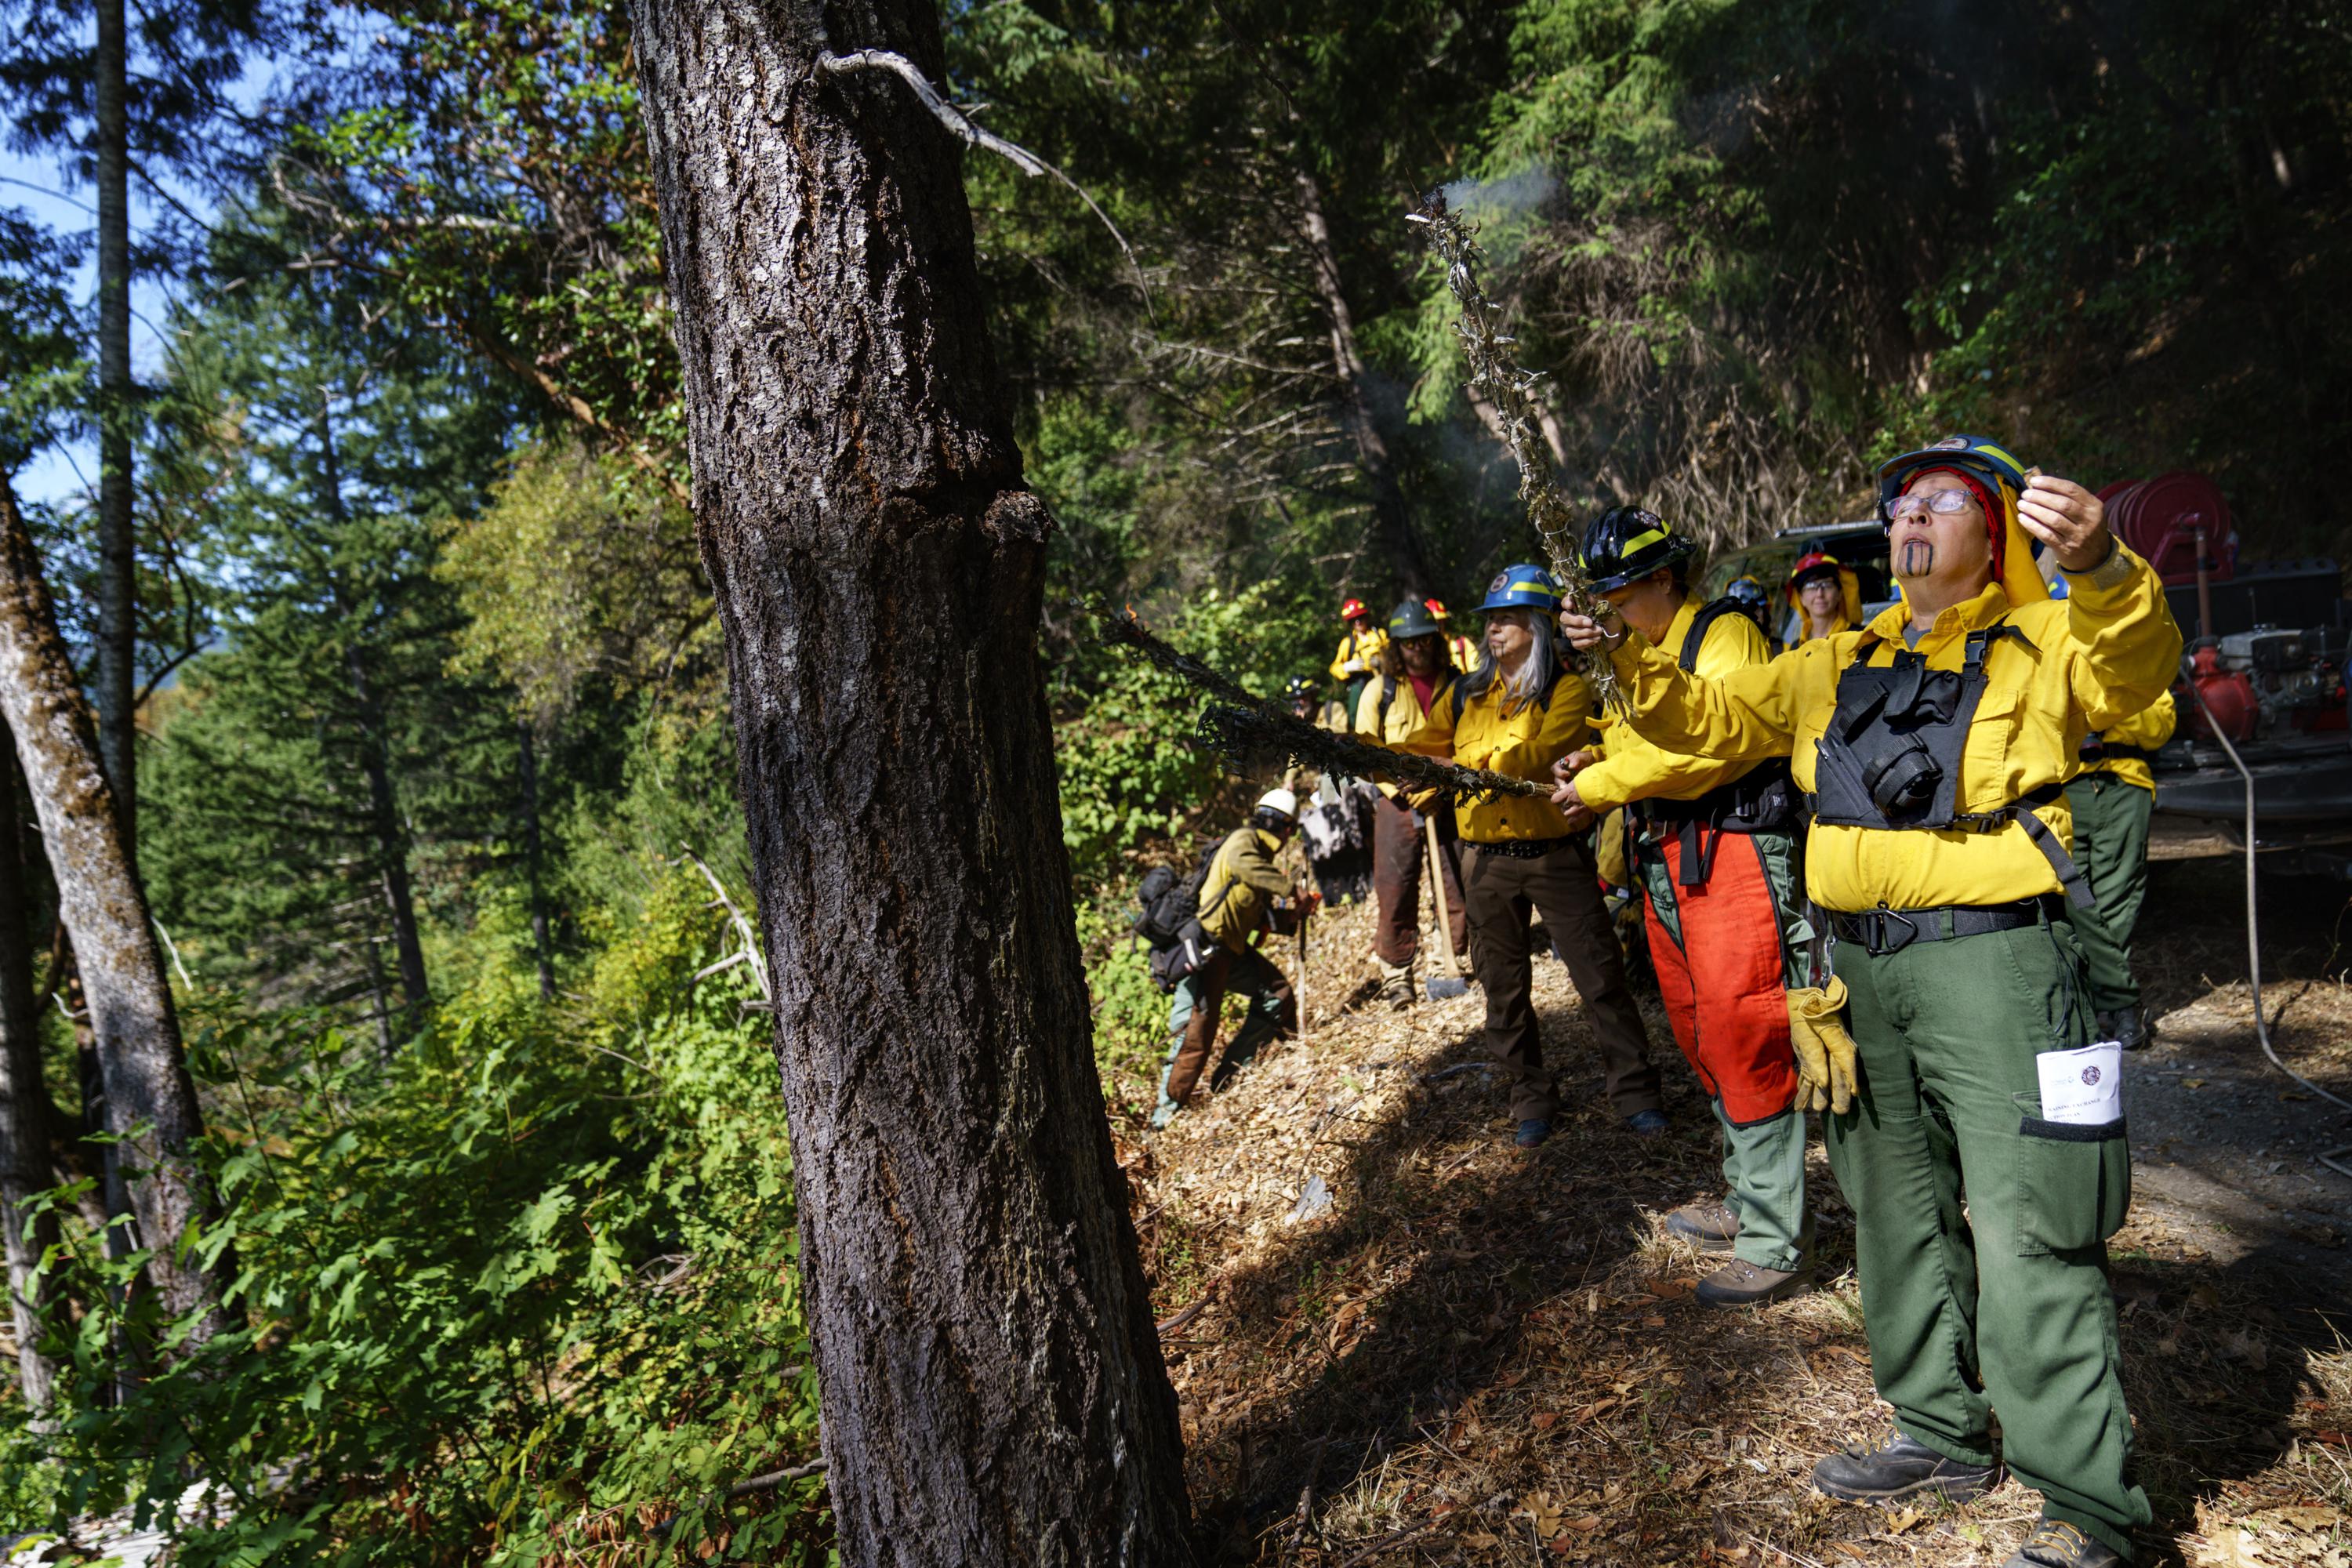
top-left (1462, 836), bottom-right (1570, 860)
top-left (1828, 895), bottom-right (2063, 956)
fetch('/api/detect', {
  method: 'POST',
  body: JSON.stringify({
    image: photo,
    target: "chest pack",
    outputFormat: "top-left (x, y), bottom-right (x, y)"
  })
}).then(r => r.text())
top-left (1637, 597), bottom-right (1798, 884)
top-left (1807, 619), bottom-right (2094, 908)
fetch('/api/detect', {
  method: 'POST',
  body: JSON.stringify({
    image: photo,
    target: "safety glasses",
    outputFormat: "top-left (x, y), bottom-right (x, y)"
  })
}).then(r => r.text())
top-left (1882, 488), bottom-right (1976, 523)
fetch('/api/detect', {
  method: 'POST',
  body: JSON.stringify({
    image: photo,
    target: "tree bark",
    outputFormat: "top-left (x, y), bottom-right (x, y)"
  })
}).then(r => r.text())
top-left (0, 480), bottom-right (224, 1344)
top-left (0, 739), bottom-right (61, 1414)
top-left (517, 720), bottom-right (555, 1003)
top-left (94, 0), bottom-right (138, 855)
top-left (626, 3), bottom-right (1192, 1563)
top-left (1295, 166), bottom-right (1436, 603)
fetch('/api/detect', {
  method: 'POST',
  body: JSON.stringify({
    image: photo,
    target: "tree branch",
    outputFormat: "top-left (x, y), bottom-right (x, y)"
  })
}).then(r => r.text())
top-left (815, 49), bottom-right (1149, 312)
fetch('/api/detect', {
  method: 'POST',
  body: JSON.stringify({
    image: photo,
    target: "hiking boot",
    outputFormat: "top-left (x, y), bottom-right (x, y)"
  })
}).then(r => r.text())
top-left (1377, 960), bottom-right (1414, 1009)
top-left (1515, 1118), bottom-right (1553, 1149)
top-left (1695, 1257), bottom-right (1809, 1306)
top-left (2003, 1519), bottom-right (2125, 1567)
top-left (1624, 1109), bottom-right (1669, 1138)
top-left (1665, 1201), bottom-right (1740, 1254)
top-left (2115, 1007), bottom-right (2151, 1052)
top-left (1812, 1432), bottom-right (2002, 1505)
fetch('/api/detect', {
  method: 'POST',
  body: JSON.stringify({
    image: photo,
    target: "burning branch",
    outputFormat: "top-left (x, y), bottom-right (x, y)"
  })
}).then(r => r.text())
top-left (1408, 190), bottom-right (1624, 713)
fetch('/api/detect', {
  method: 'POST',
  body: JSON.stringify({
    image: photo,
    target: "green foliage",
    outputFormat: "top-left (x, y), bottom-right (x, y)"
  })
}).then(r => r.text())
top-left (0, 208), bottom-right (82, 473)
top-left (1049, 582), bottom-right (1323, 887)
top-left (0, 864), bottom-right (826, 1564)
top-left (140, 267), bottom-right (516, 1010)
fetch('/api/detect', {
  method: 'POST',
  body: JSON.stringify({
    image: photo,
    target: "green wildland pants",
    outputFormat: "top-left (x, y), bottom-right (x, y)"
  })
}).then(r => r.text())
top-left (1826, 912), bottom-right (2148, 1559)
top-left (2065, 773), bottom-right (2154, 1015)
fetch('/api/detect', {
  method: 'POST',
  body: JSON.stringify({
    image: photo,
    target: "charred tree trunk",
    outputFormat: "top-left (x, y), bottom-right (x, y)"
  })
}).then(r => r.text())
top-left (93, 0), bottom-right (138, 856)
top-left (626, 2), bottom-right (1192, 1562)
top-left (517, 720), bottom-right (555, 1003)
top-left (0, 739), bottom-right (61, 1413)
top-left (1296, 166), bottom-right (1436, 602)
top-left (0, 481), bottom-right (224, 1344)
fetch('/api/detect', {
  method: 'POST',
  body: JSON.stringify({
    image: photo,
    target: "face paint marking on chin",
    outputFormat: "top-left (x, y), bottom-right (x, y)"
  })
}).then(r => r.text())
top-left (1897, 539), bottom-right (1936, 578)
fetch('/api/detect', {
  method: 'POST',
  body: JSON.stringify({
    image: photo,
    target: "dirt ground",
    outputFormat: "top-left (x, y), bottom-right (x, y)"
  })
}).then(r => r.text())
top-left (1118, 842), bottom-right (2352, 1567)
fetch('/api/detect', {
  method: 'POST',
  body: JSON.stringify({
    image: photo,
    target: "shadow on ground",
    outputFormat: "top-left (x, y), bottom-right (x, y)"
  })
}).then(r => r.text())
top-left (1132, 857), bottom-right (2352, 1565)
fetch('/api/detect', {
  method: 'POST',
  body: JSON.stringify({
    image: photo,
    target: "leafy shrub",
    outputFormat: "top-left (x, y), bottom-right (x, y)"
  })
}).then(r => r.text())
top-left (0, 864), bottom-right (825, 1566)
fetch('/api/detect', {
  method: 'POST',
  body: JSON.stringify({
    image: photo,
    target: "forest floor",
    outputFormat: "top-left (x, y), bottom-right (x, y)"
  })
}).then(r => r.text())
top-left (1115, 839), bottom-right (2352, 1568)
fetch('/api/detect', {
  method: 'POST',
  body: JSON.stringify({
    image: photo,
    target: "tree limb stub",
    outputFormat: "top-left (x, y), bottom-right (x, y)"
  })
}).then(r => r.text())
top-left (815, 47), bottom-right (1150, 311)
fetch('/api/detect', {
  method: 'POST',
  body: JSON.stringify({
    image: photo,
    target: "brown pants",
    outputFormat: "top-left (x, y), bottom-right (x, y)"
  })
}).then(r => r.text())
top-left (1372, 796), bottom-right (1468, 967)
top-left (1462, 837), bottom-right (1662, 1123)
top-left (1163, 944), bottom-right (1295, 1109)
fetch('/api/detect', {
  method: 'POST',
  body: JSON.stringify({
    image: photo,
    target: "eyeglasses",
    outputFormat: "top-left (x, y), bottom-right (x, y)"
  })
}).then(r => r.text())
top-left (1883, 488), bottom-right (1976, 522)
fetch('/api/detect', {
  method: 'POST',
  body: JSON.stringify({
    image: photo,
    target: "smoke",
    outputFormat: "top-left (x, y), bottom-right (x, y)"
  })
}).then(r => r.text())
top-left (1437, 166), bottom-right (1558, 220)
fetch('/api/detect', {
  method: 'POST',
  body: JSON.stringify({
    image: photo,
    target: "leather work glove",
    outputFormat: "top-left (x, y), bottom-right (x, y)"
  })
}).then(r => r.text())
top-left (1786, 977), bottom-right (1860, 1116)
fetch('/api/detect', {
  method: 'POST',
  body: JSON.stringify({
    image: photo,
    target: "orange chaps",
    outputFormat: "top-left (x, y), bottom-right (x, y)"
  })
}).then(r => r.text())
top-left (1640, 828), bottom-right (1799, 1127)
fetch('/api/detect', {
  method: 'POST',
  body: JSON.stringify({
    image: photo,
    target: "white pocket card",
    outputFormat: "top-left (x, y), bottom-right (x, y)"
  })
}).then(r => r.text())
top-left (2035, 1040), bottom-right (2124, 1126)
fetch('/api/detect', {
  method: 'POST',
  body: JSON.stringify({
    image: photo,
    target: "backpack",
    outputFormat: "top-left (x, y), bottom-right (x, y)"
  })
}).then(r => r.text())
top-left (1132, 840), bottom-right (1221, 951)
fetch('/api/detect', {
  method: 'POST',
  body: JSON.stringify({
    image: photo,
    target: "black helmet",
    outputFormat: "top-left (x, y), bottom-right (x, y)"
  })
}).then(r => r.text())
top-left (1283, 674), bottom-right (1315, 700)
top-left (1386, 597), bottom-right (1443, 640)
top-left (1723, 575), bottom-right (1770, 614)
top-left (1580, 506), bottom-right (1696, 592)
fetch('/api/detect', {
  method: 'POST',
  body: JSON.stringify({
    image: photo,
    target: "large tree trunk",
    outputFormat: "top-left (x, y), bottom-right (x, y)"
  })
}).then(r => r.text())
top-left (0, 740), bottom-right (61, 1414)
top-left (1295, 166), bottom-right (1436, 602)
top-left (626, 3), bottom-right (1192, 1563)
top-left (94, 0), bottom-right (138, 855)
top-left (0, 481), bottom-right (224, 1344)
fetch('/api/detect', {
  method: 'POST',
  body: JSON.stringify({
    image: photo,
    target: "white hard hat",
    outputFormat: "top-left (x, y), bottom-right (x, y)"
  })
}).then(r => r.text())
top-left (1254, 787), bottom-right (1299, 821)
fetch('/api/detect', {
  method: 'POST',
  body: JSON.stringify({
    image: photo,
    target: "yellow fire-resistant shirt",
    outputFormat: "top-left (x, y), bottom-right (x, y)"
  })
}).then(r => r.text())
top-left (1353, 673), bottom-right (1454, 808)
top-left (1394, 670), bottom-right (1595, 844)
top-left (1327, 626), bottom-right (1390, 683)
top-left (1196, 826), bottom-right (1294, 953)
top-left (2081, 688), bottom-right (2177, 793)
top-left (1606, 544), bottom-right (2182, 912)
top-left (1574, 594), bottom-right (1772, 813)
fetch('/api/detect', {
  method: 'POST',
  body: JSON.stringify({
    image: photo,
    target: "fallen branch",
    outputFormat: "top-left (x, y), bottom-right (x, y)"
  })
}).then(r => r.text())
top-left (724, 1458), bottom-right (826, 1498)
top-left (1094, 604), bottom-right (1548, 803)
top-left (680, 850), bottom-right (772, 1004)
top-left (1331, 1519), bottom-right (1441, 1568)
top-left (1156, 1294), bottom-right (1214, 1336)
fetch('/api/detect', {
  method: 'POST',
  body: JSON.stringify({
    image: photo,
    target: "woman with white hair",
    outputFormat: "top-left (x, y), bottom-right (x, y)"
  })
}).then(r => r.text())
top-left (1392, 566), bottom-right (1664, 1148)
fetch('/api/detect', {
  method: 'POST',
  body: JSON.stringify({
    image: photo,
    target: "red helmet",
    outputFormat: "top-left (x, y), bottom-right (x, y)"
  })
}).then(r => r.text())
top-left (1787, 550), bottom-right (1842, 590)
top-left (1339, 597), bottom-right (1370, 621)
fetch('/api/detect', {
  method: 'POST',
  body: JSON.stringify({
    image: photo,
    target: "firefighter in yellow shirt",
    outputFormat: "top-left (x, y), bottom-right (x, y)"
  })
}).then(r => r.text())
top-left (1787, 550), bottom-right (1862, 643)
top-left (1551, 507), bottom-right (1813, 1307)
top-left (1561, 437), bottom-right (2180, 1568)
top-left (1327, 597), bottom-right (1389, 717)
top-left (1354, 600), bottom-right (1468, 1005)
top-left (1424, 597), bottom-right (1482, 675)
top-left (1391, 564), bottom-right (1664, 1149)
top-left (2068, 690), bottom-right (2177, 1049)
